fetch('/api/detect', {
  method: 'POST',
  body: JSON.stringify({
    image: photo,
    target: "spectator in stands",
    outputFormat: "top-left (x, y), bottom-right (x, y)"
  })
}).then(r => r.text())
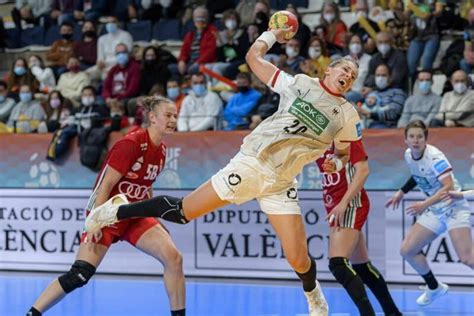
top-left (313, 24), bottom-right (343, 57)
top-left (249, 87), bottom-right (279, 130)
top-left (102, 43), bottom-right (141, 105)
top-left (73, 85), bottom-right (108, 131)
top-left (349, 0), bottom-right (379, 54)
top-left (285, 4), bottom-right (311, 51)
top-left (11, 0), bottom-right (51, 29)
top-left (345, 34), bottom-right (372, 104)
top-left (43, 90), bottom-right (73, 132)
top-left (86, 16), bottom-right (133, 81)
top-left (6, 57), bottom-right (39, 99)
top-left (406, 0), bottom-right (445, 83)
top-left (28, 55), bottom-right (56, 94)
top-left (50, 0), bottom-right (84, 25)
top-left (7, 84), bottom-right (45, 133)
top-left (358, 64), bottom-right (407, 128)
top-left (173, 6), bottom-right (218, 76)
top-left (251, 1), bottom-right (271, 34)
top-left (299, 36), bottom-right (331, 80)
top-left (319, 2), bottom-right (347, 52)
top-left (236, 0), bottom-right (261, 27)
top-left (57, 56), bottom-right (91, 104)
top-left (397, 70), bottom-right (441, 128)
top-left (386, 0), bottom-right (411, 51)
top-left (459, 7), bottom-right (474, 75)
top-left (82, 0), bottom-right (108, 22)
top-left (363, 31), bottom-right (408, 94)
top-left (74, 20), bottom-right (98, 70)
top-left (166, 78), bottom-right (185, 114)
top-left (223, 72), bottom-right (261, 130)
top-left (431, 70), bottom-right (474, 127)
top-left (109, 0), bottom-right (138, 22)
top-left (138, 0), bottom-right (184, 21)
top-left (177, 72), bottom-right (222, 131)
top-left (278, 38), bottom-right (305, 75)
top-left (0, 81), bottom-right (16, 123)
top-left (46, 21), bottom-right (75, 77)
top-left (139, 46), bottom-right (171, 96)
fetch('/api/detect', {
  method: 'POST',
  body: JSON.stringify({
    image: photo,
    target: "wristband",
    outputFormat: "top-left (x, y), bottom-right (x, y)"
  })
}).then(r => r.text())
top-left (256, 31), bottom-right (277, 50)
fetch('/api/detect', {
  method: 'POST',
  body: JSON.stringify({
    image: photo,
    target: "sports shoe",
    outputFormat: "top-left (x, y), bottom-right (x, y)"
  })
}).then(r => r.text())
top-left (85, 194), bottom-right (128, 234)
top-left (416, 282), bottom-right (449, 306)
top-left (304, 280), bottom-right (328, 316)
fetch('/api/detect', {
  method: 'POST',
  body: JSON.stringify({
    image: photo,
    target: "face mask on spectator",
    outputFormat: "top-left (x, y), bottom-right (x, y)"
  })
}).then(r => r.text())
top-left (14, 66), bottom-right (26, 76)
top-left (418, 81), bottom-right (431, 94)
top-left (116, 53), bottom-right (129, 65)
top-left (308, 47), bottom-right (321, 59)
top-left (29, 60), bottom-right (40, 68)
top-left (349, 43), bottom-right (362, 55)
top-left (377, 43), bottom-right (391, 55)
top-left (225, 19), bottom-right (237, 30)
top-left (83, 30), bottom-right (96, 38)
top-left (192, 84), bottom-right (207, 97)
top-left (375, 75), bottom-right (388, 89)
top-left (167, 87), bottom-right (180, 100)
top-left (106, 23), bottom-right (118, 34)
top-left (68, 65), bottom-right (80, 73)
top-left (159, 0), bottom-right (172, 8)
top-left (453, 82), bottom-right (467, 94)
top-left (20, 92), bottom-right (32, 103)
top-left (82, 96), bottom-right (95, 106)
top-left (285, 47), bottom-right (298, 58)
top-left (62, 33), bottom-right (73, 40)
top-left (50, 98), bottom-right (61, 109)
top-left (0, 95), bottom-right (5, 103)
top-left (144, 57), bottom-right (156, 65)
top-left (238, 85), bottom-right (250, 93)
top-left (323, 13), bottom-right (335, 23)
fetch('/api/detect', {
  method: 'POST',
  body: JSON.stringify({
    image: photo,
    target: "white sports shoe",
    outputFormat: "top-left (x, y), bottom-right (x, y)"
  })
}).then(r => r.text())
top-left (85, 194), bottom-right (129, 234)
top-left (304, 280), bottom-right (328, 316)
top-left (416, 282), bottom-right (449, 306)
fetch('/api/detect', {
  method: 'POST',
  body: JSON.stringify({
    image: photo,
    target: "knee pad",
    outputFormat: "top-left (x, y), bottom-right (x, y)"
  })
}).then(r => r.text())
top-left (328, 257), bottom-right (357, 287)
top-left (58, 260), bottom-right (96, 293)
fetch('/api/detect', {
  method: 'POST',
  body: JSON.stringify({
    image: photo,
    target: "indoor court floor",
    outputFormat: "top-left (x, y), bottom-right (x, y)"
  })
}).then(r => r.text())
top-left (2, 272), bottom-right (473, 316)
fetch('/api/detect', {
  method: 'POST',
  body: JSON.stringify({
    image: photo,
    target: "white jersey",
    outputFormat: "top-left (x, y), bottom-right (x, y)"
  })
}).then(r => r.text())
top-left (240, 70), bottom-right (362, 181)
top-left (404, 144), bottom-right (467, 213)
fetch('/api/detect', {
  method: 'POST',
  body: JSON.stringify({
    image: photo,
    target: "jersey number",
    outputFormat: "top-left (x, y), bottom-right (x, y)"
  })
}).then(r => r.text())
top-left (284, 119), bottom-right (308, 134)
top-left (144, 164), bottom-right (159, 180)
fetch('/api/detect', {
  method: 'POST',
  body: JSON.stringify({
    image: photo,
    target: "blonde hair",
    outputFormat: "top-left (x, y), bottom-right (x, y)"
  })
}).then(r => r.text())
top-left (328, 55), bottom-right (359, 79)
top-left (142, 96), bottom-right (173, 126)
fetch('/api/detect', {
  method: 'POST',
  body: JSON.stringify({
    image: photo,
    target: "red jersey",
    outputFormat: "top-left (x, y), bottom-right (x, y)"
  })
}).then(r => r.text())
top-left (315, 140), bottom-right (368, 211)
top-left (87, 128), bottom-right (166, 209)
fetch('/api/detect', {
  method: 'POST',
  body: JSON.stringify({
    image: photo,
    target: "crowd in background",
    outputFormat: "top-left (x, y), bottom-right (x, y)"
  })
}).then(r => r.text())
top-left (0, 0), bottom-right (473, 137)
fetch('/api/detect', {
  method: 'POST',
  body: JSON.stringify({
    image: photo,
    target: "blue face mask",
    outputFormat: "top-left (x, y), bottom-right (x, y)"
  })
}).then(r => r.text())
top-left (192, 84), bottom-right (207, 97)
top-left (0, 95), bottom-right (5, 103)
top-left (116, 52), bottom-right (129, 65)
top-left (14, 66), bottom-right (26, 76)
top-left (167, 87), bottom-right (180, 100)
top-left (19, 92), bottom-right (32, 103)
top-left (418, 80), bottom-right (431, 94)
top-left (106, 23), bottom-right (118, 34)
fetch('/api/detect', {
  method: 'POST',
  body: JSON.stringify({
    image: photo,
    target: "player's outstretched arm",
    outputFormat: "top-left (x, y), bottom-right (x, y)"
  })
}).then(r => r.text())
top-left (245, 28), bottom-right (289, 85)
top-left (406, 174), bottom-right (454, 216)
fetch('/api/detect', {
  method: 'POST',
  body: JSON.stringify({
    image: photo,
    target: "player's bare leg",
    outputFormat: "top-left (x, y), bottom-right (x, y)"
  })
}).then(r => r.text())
top-left (181, 180), bottom-right (230, 220)
top-left (29, 243), bottom-right (108, 314)
top-left (267, 213), bottom-right (328, 316)
top-left (400, 223), bottom-right (448, 305)
top-left (135, 224), bottom-right (185, 314)
top-left (448, 227), bottom-right (474, 269)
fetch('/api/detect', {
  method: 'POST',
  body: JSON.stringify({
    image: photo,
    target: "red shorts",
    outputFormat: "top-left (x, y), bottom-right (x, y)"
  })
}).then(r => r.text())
top-left (81, 217), bottom-right (160, 247)
top-left (328, 194), bottom-right (369, 231)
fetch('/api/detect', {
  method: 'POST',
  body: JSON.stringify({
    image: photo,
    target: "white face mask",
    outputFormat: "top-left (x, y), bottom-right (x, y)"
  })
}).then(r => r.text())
top-left (159, 0), bottom-right (172, 8)
top-left (453, 82), bottom-right (467, 94)
top-left (377, 43), bottom-right (391, 55)
top-left (308, 47), bottom-right (321, 59)
top-left (225, 19), bottom-right (237, 30)
top-left (375, 75), bottom-right (389, 89)
top-left (349, 43), bottom-right (362, 55)
top-left (323, 13), bottom-right (335, 23)
top-left (82, 96), bottom-right (95, 106)
top-left (286, 46), bottom-right (299, 58)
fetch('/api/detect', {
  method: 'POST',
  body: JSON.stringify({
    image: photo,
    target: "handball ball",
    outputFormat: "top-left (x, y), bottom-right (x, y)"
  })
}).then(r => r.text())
top-left (268, 10), bottom-right (299, 40)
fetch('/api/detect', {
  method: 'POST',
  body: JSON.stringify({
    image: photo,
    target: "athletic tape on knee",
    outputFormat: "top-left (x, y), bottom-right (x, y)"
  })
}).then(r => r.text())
top-left (58, 260), bottom-right (96, 293)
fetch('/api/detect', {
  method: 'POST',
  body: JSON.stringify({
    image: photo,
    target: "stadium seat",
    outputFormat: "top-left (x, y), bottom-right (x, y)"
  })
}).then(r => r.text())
top-left (20, 26), bottom-right (45, 47)
top-left (44, 25), bottom-right (62, 46)
top-left (5, 28), bottom-right (21, 48)
top-left (152, 19), bottom-right (182, 41)
top-left (127, 20), bottom-right (152, 42)
top-left (270, 0), bottom-right (308, 9)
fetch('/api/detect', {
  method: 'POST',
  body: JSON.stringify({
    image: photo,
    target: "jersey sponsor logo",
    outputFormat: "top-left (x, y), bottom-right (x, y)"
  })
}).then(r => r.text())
top-left (228, 173), bottom-right (242, 186)
top-left (433, 159), bottom-right (449, 174)
top-left (324, 192), bottom-right (334, 207)
top-left (118, 181), bottom-right (149, 200)
top-left (131, 162), bottom-right (142, 171)
top-left (356, 122), bottom-right (362, 138)
top-left (126, 172), bottom-right (139, 179)
top-left (321, 172), bottom-right (341, 187)
top-left (286, 188), bottom-right (298, 199)
top-left (289, 97), bottom-right (329, 135)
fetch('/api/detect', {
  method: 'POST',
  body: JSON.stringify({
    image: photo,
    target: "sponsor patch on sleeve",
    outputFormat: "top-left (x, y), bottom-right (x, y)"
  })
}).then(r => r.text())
top-left (433, 159), bottom-right (449, 174)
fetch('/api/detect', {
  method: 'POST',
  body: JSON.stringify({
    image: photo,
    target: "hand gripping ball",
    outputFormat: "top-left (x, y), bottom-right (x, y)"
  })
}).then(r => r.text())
top-left (268, 10), bottom-right (299, 40)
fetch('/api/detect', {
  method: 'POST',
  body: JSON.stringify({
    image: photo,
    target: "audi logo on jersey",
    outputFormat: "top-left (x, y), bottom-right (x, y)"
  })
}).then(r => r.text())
top-left (118, 181), bottom-right (150, 200)
top-left (321, 172), bottom-right (341, 187)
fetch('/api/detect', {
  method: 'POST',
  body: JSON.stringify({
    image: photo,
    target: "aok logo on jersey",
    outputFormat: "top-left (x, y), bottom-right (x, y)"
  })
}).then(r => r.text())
top-left (289, 98), bottom-right (329, 135)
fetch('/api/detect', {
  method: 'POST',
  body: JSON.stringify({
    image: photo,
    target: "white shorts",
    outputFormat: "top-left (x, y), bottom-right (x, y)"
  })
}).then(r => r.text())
top-left (417, 202), bottom-right (471, 235)
top-left (211, 152), bottom-right (301, 215)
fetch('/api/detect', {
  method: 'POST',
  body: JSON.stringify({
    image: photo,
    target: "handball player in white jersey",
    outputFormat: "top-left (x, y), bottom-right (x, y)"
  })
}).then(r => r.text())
top-left (85, 27), bottom-right (362, 316)
top-left (386, 120), bottom-right (473, 306)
